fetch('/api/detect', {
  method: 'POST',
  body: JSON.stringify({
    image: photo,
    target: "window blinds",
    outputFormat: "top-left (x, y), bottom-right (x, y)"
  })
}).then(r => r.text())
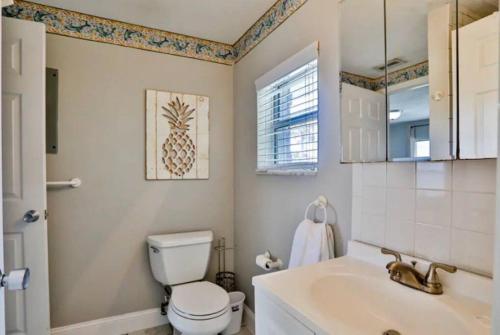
top-left (256, 42), bottom-right (319, 174)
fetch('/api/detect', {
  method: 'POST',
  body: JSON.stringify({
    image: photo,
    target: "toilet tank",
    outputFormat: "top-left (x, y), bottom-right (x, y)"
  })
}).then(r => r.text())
top-left (147, 231), bottom-right (213, 286)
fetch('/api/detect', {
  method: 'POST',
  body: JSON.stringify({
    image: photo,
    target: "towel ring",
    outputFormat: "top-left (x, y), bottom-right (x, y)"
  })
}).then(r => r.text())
top-left (304, 195), bottom-right (328, 224)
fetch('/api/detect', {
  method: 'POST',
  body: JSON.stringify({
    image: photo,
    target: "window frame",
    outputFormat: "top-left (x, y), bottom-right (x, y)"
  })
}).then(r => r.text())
top-left (255, 42), bottom-right (319, 175)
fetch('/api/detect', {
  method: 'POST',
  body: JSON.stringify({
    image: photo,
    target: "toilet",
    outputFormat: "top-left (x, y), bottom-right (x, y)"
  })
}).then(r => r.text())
top-left (147, 231), bottom-right (231, 335)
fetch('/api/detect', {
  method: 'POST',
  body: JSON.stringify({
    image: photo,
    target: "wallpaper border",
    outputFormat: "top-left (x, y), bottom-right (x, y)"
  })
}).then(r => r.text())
top-left (2, 0), bottom-right (308, 65)
top-left (341, 61), bottom-right (430, 91)
top-left (232, 0), bottom-right (308, 62)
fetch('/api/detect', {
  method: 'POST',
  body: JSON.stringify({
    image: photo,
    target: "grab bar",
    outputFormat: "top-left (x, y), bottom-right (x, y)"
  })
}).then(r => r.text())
top-left (47, 178), bottom-right (82, 188)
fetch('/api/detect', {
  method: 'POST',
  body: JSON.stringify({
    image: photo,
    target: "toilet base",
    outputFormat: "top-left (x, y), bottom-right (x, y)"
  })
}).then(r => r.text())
top-left (172, 327), bottom-right (220, 335)
top-left (168, 306), bottom-right (230, 335)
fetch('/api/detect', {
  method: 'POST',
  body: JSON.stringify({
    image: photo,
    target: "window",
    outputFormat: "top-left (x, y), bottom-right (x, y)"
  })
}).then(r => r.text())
top-left (410, 124), bottom-right (430, 159)
top-left (256, 43), bottom-right (319, 174)
top-left (414, 140), bottom-right (430, 158)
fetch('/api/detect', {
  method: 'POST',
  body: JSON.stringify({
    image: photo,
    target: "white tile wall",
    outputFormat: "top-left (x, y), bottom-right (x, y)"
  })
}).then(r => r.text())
top-left (416, 162), bottom-right (452, 190)
top-left (416, 190), bottom-right (452, 227)
top-left (352, 159), bottom-right (496, 276)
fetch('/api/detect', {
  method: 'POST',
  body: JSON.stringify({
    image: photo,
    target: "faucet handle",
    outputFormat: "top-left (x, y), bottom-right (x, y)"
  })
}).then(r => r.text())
top-left (381, 248), bottom-right (402, 262)
top-left (425, 262), bottom-right (457, 286)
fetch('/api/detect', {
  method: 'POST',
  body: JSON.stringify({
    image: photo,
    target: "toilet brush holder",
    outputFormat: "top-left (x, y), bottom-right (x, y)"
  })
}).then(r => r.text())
top-left (215, 237), bottom-right (235, 292)
top-left (216, 271), bottom-right (235, 292)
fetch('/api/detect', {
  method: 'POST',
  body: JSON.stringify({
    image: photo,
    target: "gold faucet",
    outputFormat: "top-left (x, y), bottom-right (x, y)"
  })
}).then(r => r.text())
top-left (381, 248), bottom-right (457, 295)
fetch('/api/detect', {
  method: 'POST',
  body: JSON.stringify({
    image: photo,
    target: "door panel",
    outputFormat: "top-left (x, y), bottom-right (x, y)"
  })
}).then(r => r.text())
top-left (1, 93), bottom-right (21, 200)
top-left (457, 12), bottom-right (498, 158)
top-left (341, 83), bottom-right (386, 162)
top-left (4, 233), bottom-right (25, 334)
top-left (2, 17), bottom-right (50, 335)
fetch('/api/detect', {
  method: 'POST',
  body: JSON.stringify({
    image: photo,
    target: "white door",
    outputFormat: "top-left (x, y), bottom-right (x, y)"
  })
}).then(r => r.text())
top-left (457, 12), bottom-right (499, 159)
top-left (341, 83), bottom-right (386, 162)
top-left (2, 17), bottom-right (50, 334)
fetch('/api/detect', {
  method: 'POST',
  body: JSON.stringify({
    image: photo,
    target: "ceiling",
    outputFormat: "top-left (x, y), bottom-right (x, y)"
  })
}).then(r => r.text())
top-left (340, 0), bottom-right (498, 78)
top-left (461, 0), bottom-right (498, 16)
top-left (389, 85), bottom-right (429, 124)
top-left (32, 0), bottom-right (277, 44)
top-left (340, 0), bottom-right (431, 78)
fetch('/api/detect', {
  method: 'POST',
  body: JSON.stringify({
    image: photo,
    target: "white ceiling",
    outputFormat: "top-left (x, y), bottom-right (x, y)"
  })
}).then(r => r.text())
top-left (340, 0), bottom-right (434, 78)
top-left (389, 85), bottom-right (429, 124)
top-left (32, 0), bottom-right (276, 44)
top-left (340, 0), bottom-right (386, 78)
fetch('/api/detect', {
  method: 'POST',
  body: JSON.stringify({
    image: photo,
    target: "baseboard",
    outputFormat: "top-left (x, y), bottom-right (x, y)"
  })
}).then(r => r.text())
top-left (243, 304), bottom-right (255, 335)
top-left (51, 308), bottom-right (168, 335)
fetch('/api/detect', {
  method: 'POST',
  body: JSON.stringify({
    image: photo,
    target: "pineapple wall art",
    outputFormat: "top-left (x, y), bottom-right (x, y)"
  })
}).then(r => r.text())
top-left (146, 90), bottom-right (209, 180)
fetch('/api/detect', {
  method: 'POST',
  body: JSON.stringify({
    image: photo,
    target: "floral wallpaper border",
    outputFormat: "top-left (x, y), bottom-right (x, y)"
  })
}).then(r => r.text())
top-left (341, 61), bottom-right (430, 91)
top-left (2, 0), bottom-right (237, 64)
top-left (341, 72), bottom-right (380, 91)
top-left (2, 0), bottom-right (308, 65)
top-left (233, 0), bottom-right (308, 62)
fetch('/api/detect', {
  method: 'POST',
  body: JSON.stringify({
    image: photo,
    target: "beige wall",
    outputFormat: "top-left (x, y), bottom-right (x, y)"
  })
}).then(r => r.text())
top-left (46, 35), bottom-right (234, 327)
top-left (233, 0), bottom-right (352, 309)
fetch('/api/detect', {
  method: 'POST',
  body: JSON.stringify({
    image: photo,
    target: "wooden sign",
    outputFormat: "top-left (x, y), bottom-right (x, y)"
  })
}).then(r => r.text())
top-left (146, 90), bottom-right (209, 180)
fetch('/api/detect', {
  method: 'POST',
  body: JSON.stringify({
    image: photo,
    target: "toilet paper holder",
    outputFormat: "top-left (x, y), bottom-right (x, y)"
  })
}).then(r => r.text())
top-left (256, 250), bottom-right (283, 271)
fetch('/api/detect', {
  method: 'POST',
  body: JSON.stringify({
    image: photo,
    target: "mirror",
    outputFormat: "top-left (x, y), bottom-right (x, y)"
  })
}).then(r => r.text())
top-left (340, 0), bottom-right (459, 163)
top-left (455, 0), bottom-right (498, 159)
top-left (386, 0), bottom-right (456, 161)
top-left (340, 0), bottom-right (387, 163)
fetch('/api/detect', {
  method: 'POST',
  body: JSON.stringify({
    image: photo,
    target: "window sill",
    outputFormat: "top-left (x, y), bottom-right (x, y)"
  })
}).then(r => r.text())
top-left (256, 169), bottom-right (317, 176)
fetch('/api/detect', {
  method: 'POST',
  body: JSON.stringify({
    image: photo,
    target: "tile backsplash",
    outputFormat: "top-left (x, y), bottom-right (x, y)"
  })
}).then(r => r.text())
top-left (352, 160), bottom-right (497, 276)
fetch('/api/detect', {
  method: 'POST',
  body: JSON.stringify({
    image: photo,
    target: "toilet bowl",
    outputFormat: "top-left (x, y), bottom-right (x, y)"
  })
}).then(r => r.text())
top-left (147, 231), bottom-right (231, 335)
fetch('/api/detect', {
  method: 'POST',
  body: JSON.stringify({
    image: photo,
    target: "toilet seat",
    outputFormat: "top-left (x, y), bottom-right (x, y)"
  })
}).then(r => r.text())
top-left (167, 281), bottom-right (231, 334)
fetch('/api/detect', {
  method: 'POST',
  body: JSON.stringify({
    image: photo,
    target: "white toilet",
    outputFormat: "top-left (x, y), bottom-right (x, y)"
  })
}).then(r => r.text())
top-left (147, 231), bottom-right (231, 335)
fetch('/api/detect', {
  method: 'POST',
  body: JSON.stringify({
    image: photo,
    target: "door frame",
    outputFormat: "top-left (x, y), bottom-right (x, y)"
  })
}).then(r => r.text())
top-left (492, 6), bottom-right (500, 328)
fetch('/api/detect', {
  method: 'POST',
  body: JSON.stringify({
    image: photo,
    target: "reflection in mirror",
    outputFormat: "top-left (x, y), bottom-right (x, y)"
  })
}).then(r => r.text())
top-left (387, 0), bottom-right (456, 161)
top-left (455, 0), bottom-right (498, 159)
top-left (340, 0), bottom-right (386, 163)
top-left (389, 82), bottom-right (430, 161)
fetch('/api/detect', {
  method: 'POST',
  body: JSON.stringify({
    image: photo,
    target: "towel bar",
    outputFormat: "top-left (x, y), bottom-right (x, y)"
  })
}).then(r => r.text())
top-left (305, 195), bottom-right (328, 223)
top-left (47, 178), bottom-right (82, 188)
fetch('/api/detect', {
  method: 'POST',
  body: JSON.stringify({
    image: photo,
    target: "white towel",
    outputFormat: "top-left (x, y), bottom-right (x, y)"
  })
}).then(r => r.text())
top-left (288, 219), bottom-right (334, 268)
top-left (326, 223), bottom-right (335, 259)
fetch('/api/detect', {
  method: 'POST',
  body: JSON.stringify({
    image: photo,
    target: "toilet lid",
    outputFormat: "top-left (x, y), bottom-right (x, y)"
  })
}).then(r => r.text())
top-left (171, 281), bottom-right (229, 317)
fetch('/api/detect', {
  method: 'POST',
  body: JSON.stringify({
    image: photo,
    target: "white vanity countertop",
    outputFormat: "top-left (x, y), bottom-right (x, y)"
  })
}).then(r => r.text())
top-left (252, 241), bottom-right (492, 335)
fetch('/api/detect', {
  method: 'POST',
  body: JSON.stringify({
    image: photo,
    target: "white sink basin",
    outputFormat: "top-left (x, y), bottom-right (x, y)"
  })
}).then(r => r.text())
top-left (310, 273), bottom-right (489, 335)
top-left (253, 241), bottom-right (492, 335)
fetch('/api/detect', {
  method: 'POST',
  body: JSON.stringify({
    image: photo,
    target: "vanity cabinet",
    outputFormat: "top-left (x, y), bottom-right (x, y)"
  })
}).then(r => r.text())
top-left (255, 290), bottom-right (315, 335)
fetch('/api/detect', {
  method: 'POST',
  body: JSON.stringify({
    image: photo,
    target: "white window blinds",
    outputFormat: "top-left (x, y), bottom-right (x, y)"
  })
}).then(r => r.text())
top-left (256, 42), bottom-right (319, 174)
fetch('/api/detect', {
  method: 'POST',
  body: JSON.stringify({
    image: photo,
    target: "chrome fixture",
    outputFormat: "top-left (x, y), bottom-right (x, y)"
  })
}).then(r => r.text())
top-left (381, 248), bottom-right (457, 295)
top-left (23, 210), bottom-right (40, 223)
top-left (47, 177), bottom-right (82, 188)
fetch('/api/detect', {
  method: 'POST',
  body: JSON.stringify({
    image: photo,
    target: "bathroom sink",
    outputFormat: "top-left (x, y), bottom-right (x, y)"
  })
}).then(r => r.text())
top-left (310, 273), bottom-right (488, 335)
top-left (253, 241), bottom-right (492, 335)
